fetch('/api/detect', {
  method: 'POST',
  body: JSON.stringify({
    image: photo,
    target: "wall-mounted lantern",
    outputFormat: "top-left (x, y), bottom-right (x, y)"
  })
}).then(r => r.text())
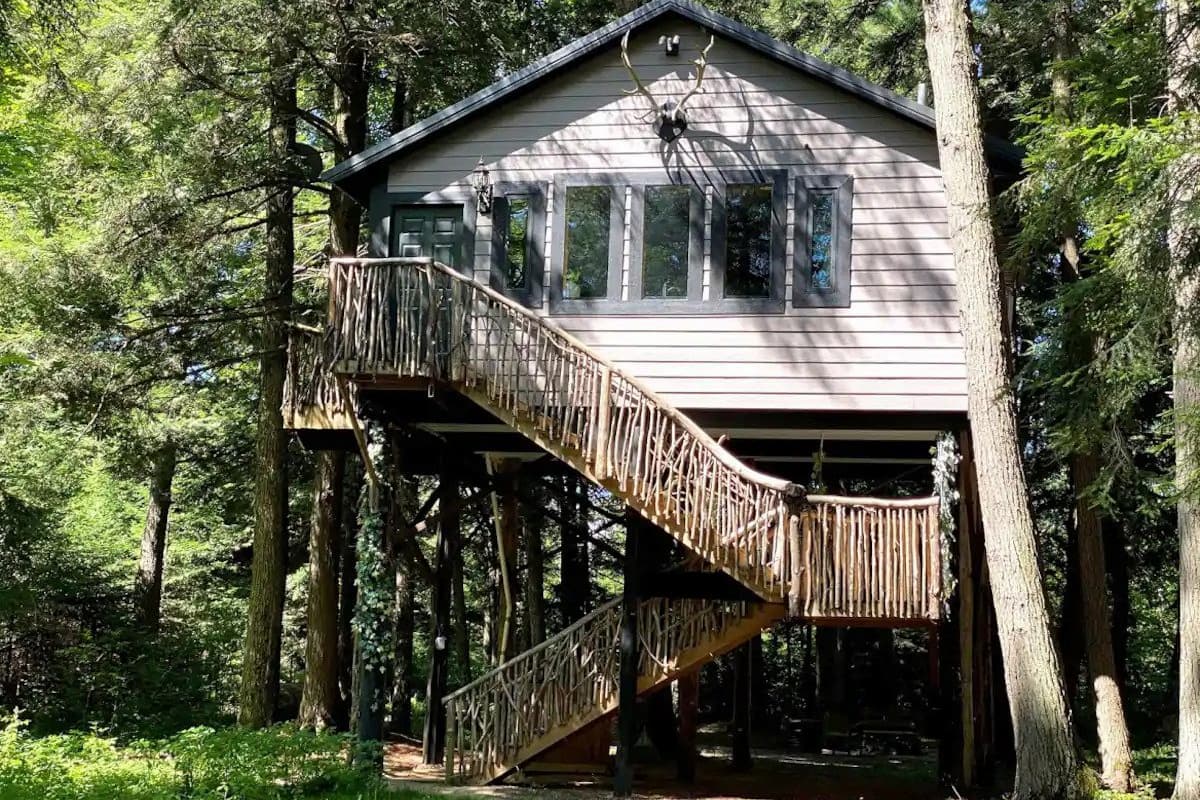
top-left (471, 158), bottom-right (493, 215)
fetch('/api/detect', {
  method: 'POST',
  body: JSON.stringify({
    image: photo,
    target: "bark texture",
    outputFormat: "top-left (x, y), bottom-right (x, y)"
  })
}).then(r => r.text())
top-left (237, 28), bottom-right (296, 728)
top-left (1168, 0), bottom-right (1200, 796)
top-left (1072, 454), bottom-right (1134, 791)
top-left (134, 443), bottom-right (177, 631)
top-left (298, 450), bottom-right (344, 730)
top-left (559, 475), bottom-right (589, 624)
top-left (524, 478), bottom-right (546, 647)
top-left (423, 460), bottom-right (458, 764)
top-left (336, 459), bottom-right (361, 726)
top-left (921, 1), bottom-right (1076, 795)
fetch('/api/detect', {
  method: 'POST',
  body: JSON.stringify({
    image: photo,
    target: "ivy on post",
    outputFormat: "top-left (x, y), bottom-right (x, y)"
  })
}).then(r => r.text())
top-left (352, 418), bottom-right (394, 765)
top-left (931, 430), bottom-right (961, 787)
top-left (932, 431), bottom-right (961, 606)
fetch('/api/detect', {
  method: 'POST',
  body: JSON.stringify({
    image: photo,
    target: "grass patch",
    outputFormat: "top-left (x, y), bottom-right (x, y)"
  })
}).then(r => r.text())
top-left (0, 714), bottom-right (399, 800)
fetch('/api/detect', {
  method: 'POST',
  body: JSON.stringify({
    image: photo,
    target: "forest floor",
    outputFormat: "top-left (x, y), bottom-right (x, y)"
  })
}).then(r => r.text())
top-left (385, 726), bottom-right (939, 800)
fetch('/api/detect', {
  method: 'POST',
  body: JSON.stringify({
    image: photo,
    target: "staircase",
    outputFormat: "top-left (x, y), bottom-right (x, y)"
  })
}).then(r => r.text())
top-left (305, 257), bottom-right (946, 783)
top-left (327, 256), bottom-right (804, 600)
top-left (442, 597), bottom-right (784, 784)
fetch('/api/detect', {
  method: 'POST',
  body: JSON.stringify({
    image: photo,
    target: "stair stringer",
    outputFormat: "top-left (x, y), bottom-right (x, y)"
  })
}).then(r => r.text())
top-left (454, 382), bottom-right (788, 603)
top-left (442, 598), bottom-right (785, 785)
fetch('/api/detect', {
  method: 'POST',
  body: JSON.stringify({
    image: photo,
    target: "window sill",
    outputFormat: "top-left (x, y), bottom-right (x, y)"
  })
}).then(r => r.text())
top-left (547, 297), bottom-right (786, 315)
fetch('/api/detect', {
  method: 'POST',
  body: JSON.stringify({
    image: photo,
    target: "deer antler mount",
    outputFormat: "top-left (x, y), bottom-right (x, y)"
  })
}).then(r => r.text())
top-left (620, 30), bottom-right (714, 143)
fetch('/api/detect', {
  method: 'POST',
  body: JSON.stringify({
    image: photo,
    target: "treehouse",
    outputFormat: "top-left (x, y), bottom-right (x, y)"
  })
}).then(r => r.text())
top-left (285, 0), bottom-right (1013, 790)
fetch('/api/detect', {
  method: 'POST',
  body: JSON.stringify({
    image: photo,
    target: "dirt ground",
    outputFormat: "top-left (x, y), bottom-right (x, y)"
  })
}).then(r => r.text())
top-left (384, 730), bottom-right (942, 800)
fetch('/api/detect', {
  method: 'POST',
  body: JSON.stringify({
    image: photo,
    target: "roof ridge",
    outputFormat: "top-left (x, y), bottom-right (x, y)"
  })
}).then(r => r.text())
top-left (323, 0), bottom-right (1018, 189)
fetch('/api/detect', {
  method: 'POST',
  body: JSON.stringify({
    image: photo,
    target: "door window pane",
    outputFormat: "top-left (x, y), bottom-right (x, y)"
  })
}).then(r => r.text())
top-left (502, 197), bottom-right (529, 290)
top-left (810, 191), bottom-right (834, 290)
top-left (432, 215), bottom-right (457, 267)
top-left (563, 186), bottom-right (610, 300)
top-left (397, 215), bottom-right (426, 258)
top-left (724, 183), bottom-right (772, 298)
top-left (642, 186), bottom-right (690, 299)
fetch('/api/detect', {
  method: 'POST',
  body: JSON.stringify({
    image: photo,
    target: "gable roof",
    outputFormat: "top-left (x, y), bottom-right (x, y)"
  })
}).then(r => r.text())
top-left (324, 0), bottom-right (1020, 191)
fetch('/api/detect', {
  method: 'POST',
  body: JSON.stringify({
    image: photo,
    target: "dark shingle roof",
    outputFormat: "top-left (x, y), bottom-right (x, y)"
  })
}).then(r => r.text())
top-left (324, 0), bottom-right (1020, 191)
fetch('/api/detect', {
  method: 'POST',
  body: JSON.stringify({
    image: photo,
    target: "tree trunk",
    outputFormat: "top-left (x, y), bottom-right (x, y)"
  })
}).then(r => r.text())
top-left (524, 477), bottom-right (546, 646)
top-left (391, 555), bottom-right (414, 736)
top-left (452, 526), bottom-right (470, 683)
top-left (920, 1), bottom-right (1076, 795)
top-left (731, 640), bottom-right (753, 771)
top-left (336, 458), bottom-right (361, 728)
top-left (1168, 1), bottom-right (1200, 796)
top-left (134, 442), bottom-right (177, 632)
top-left (1071, 454), bottom-right (1134, 790)
top-left (1059, 517), bottom-right (1084, 710)
top-left (488, 457), bottom-right (521, 663)
top-left (298, 450), bottom-right (344, 730)
top-left (387, 444), bottom-right (416, 737)
top-left (423, 459), bottom-right (458, 764)
top-left (1049, 12), bottom-right (1135, 784)
top-left (309, 20), bottom-right (366, 729)
top-left (238, 29), bottom-right (296, 729)
top-left (1105, 522), bottom-right (1130, 688)
top-left (559, 474), bottom-right (589, 624)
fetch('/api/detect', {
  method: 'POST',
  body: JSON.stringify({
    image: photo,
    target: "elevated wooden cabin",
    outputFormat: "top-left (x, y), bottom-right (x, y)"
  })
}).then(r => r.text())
top-left (289, 0), bottom-right (1010, 788)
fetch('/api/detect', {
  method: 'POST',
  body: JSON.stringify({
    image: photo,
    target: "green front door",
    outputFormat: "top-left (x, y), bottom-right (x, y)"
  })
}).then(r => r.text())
top-left (392, 205), bottom-right (463, 268)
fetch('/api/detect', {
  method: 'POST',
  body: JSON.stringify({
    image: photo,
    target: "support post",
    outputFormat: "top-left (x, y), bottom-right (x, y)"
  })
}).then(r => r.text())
top-left (614, 513), bottom-right (642, 797)
top-left (422, 456), bottom-right (458, 765)
top-left (487, 456), bottom-right (521, 663)
top-left (731, 639), bottom-right (753, 772)
top-left (677, 670), bottom-right (699, 783)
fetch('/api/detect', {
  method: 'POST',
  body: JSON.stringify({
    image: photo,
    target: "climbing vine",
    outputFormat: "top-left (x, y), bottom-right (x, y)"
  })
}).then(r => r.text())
top-left (351, 421), bottom-right (393, 714)
top-left (932, 431), bottom-right (960, 611)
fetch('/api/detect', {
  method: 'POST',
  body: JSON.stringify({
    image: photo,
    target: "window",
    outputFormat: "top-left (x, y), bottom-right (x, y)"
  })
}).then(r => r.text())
top-left (809, 191), bottom-right (835, 289)
top-left (550, 180), bottom-right (623, 311)
top-left (563, 186), bottom-right (613, 300)
top-left (710, 172), bottom-right (786, 311)
top-left (723, 183), bottom-right (773, 298)
top-left (490, 184), bottom-right (545, 306)
top-left (794, 174), bottom-right (853, 308)
top-left (641, 186), bottom-right (691, 299)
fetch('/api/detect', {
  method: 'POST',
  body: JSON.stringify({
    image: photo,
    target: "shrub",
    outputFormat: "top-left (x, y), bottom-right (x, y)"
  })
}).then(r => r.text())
top-left (0, 715), bottom-right (390, 800)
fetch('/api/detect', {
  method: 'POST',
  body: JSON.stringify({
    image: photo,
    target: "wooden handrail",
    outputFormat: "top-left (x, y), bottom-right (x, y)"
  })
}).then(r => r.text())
top-left (329, 257), bottom-right (801, 497)
top-left (326, 256), bottom-right (805, 598)
top-left (442, 596), bottom-right (777, 784)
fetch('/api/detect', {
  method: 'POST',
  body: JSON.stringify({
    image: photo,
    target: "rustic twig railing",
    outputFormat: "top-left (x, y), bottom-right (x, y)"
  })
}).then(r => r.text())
top-left (283, 326), bottom-right (355, 431)
top-left (326, 257), bottom-right (805, 599)
top-left (792, 495), bottom-right (942, 621)
top-left (442, 597), bottom-right (781, 784)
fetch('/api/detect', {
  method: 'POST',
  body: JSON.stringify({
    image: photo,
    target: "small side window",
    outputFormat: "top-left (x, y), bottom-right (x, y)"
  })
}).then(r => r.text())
top-left (490, 184), bottom-right (545, 306)
top-left (794, 175), bottom-right (853, 308)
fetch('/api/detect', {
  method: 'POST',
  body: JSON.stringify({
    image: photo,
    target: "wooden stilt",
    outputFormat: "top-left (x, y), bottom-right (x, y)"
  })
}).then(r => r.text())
top-left (486, 455), bottom-right (521, 663)
top-left (423, 456), bottom-right (458, 765)
top-left (731, 640), bottom-right (752, 772)
top-left (614, 515), bottom-right (641, 797)
top-left (677, 670), bottom-right (699, 783)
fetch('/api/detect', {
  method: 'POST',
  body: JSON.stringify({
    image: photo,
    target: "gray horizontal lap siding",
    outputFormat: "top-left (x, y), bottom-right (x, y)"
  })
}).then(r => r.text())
top-left (373, 18), bottom-right (965, 413)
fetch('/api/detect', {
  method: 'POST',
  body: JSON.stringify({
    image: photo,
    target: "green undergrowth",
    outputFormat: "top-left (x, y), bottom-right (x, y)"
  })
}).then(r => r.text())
top-left (0, 714), bottom-right (418, 800)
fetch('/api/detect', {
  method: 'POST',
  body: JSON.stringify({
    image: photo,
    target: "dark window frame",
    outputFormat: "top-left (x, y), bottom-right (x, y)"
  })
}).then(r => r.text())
top-left (709, 170), bottom-right (788, 313)
top-left (629, 183), bottom-right (705, 307)
top-left (490, 181), bottom-right (546, 308)
top-left (793, 173), bottom-right (853, 308)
